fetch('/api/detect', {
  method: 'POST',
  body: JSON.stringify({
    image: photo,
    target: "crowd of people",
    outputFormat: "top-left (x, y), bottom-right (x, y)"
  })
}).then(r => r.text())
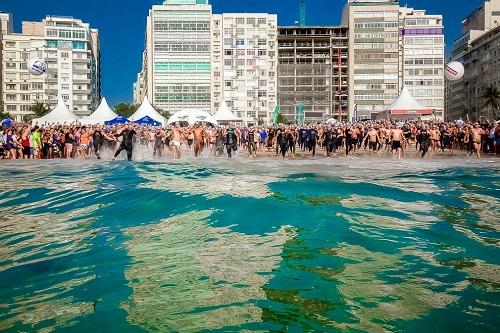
top-left (0, 119), bottom-right (499, 161)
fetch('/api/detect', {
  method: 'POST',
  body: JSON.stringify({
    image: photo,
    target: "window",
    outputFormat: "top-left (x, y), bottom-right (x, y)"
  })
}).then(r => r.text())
top-left (258, 80), bottom-right (267, 87)
top-left (235, 38), bottom-right (245, 46)
top-left (258, 49), bottom-right (267, 56)
top-left (224, 49), bottom-right (233, 56)
top-left (246, 18), bottom-right (256, 25)
top-left (61, 52), bottom-right (69, 59)
top-left (247, 49), bottom-right (256, 56)
top-left (6, 42), bottom-right (16, 48)
top-left (6, 84), bottom-right (16, 90)
top-left (236, 18), bottom-right (245, 24)
top-left (214, 71), bottom-right (220, 78)
top-left (20, 105), bottom-right (31, 112)
top-left (247, 59), bottom-right (256, 66)
top-left (62, 63), bottom-right (69, 69)
top-left (247, 90), bottom-right (255, 97)
top-left (6, 105), bottom-right (17, 111)
top-left (236, 59), bottom-right (245, 66)
top-left (20, 63), bottom-right (27, 70)
top-left (5, 73), bottom-right (16, 80)
top-left (5, 63), bottom-right (16, 69)
top-left (46, 29), bottom-right (58, 37)
top-left (236, 69), bottom-right (243, 76)
top-left (20, 84), bottom-right (29, 91)
top-left (72, 30), bottom-right (86, 39)
top-left (59, 29), bottom-right (72, 38)
top-left (31, 82), bottom-right (44, 90)
top-left (6, 94), bottom-right (17, 101)
top-left (258, 18), bottom-right (267, 25)
top-left (62, 84), bottom-right (70, 90)
top-left (236, 28), bottom-right (244, 35)
top-left (258, 39), bottom-right (267, 46)
top-left (224, 59), bottom-right (233, 66)
top-left (258, 90), bottom-right (267, 97)
top-left (21, 94), bottom-right (31, 101)
top-left (224, 28), bottom-right (233, 35)
top-left (224, 38), bottom-right (233, 46)
top-left (225, 80), bottom-right (232, 87)
top-left (62, 95), bottom-right (70, 101)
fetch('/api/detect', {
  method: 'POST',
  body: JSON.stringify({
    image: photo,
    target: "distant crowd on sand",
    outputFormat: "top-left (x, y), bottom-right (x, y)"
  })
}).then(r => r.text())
top-left (0, 119), bottom-right (499, 161)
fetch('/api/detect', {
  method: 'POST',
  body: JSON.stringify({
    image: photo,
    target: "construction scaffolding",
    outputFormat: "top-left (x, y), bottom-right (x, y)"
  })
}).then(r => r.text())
top-left (277, 26), bottom-right (348, 123)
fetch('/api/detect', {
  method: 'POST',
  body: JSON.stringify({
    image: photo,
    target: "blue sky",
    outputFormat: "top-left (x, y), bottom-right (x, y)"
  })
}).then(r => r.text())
top-left (1, 0), bottom-right (486, 106)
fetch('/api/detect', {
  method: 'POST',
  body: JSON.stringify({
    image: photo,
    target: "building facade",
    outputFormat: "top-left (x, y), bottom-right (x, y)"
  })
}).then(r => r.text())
top-left (1, 15), bottom-right (101, 120)
top-left (447, 0), bottom-right (500, 120)
top-left (342, 0), bottom-right (444, 120)
top-left (401, 8), bottom-right (445, 119)
top-left (211, 13), bottom-right (278, 123)
top-left (137, 0), bottom-right (212, 114)
top-left (277, 26), bottom-right (348, 123)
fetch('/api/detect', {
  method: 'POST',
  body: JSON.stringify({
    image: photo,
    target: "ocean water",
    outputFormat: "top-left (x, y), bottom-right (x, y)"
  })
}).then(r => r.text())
top-left (0, 158), bottom-right (499, 332)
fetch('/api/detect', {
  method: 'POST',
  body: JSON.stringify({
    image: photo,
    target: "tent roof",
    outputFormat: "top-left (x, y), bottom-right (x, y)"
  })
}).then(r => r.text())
top-left (384, 86), bottom-right (433, 112)
top-left (167, 109), bottom-right (219, 126)
top-left (80, 97), bottom-right (117, 125)
top-left (214, 101), bottom-right (240, 121)
top-left (129, 96), bottom-right (166, 125)
top-left (33, 96), bottom-right (79, 125)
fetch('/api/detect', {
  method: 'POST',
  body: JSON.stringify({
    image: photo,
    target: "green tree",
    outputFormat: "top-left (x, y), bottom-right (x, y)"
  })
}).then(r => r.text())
top-left (114, 103), bottom-right (139, 117)
top-left (154, 106), bottom-right (171, 120)
top-left (276, 112), bottom-right (288, 125)
top-left (482, 85), bottom-right (500, 120)
top-left (257, 117), bottom-right (264, 126)
top-left (30, 101), bottom-right (49, 117)
top-left (0, 110), bottom-right (11, 119)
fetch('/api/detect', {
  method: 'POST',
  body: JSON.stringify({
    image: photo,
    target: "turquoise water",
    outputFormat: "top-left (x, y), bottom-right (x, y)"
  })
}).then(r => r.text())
top-left (0, 159), bottom-right (499, 332)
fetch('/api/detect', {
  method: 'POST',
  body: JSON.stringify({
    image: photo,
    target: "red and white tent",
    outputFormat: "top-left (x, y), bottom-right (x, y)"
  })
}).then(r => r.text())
top-left (375, 86), bottom-right (434, 119)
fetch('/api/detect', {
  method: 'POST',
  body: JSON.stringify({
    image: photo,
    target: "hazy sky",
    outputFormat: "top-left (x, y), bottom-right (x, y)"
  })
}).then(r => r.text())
top-left (1, 0), bottom-right (486, 106)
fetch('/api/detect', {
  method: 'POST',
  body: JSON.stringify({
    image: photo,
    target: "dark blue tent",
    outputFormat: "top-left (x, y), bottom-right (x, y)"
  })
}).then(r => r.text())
top-left (133, 116), bottom-right (161, 127)
top-left (1, 118), bottom-right (13, 128)
top-left (104, 115), bottom-right (129, 125)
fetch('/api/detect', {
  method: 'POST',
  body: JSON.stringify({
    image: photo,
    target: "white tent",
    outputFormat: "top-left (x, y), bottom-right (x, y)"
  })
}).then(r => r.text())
top-left (129, 96), bottom-right (167, 125)
top-left (376, 86), bottom-right (434, 120)
top-left (80, 97), bottom-right (117, 125)
top-left (32, 96), bottom-right (79, 125)
top-left (325, 118), bottom-right (338, 124)
top-left (213, 101), bottom-right (240, 122)
top-left (167, 109), bottom-right (219, 126)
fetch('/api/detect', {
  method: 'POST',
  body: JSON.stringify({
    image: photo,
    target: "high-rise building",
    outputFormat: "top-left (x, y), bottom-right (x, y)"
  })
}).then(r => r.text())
top-left (277, 26), bottom-right (348, 123)
top-left (0, 13), bottom-right (13, 36)
top-left (447, 0), bottom-right (500, 121)
top-left (211, 13), bottom-right (278, 123)
top-left (1, 15), bottom-right (101, 120)
top-left (400, 8), bottom-right (445, 119)
top-left (136, 0), bottom-right (212, 114)
top-left (342, 0), bottom-right (444, 120)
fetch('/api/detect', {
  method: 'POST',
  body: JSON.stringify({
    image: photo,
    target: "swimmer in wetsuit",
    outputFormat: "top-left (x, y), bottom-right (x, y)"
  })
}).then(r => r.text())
top-left (112, 124), bottom-right (137, 161)
top-left (307, 126), bottom-right (319, 157)
top-left (92, 127), bottom-right (115, 159)
top-left (417, 125), bottom-right (431, 158)
top-left (225, 125), bottom-right (238, 158)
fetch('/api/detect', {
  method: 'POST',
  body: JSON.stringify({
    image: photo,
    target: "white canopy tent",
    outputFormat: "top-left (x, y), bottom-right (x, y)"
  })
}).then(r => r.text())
top-left (376, 86), bottom-right (433, 120)
top-left (80, 97), bottom-right (117, 125)
top-left (325, 118), bottom-right (338, 124)
top-left (213, 101), bottom-right (240, 122)
top-left (129, 96), bottom-right (167, 125)
top-left (32, 96), bottom-right (79, 125)
top-left (167, 109), bottom-right (219, 127)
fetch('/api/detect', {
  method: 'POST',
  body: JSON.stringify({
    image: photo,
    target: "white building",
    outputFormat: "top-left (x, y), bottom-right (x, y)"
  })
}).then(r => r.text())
top-left (136, 0), bottom-right (212, 114)
top-left (211, 13), bottom-right (278, 123)
top-left (1, 15), bottom-right (101, 120)
top-left (401, 8), bottom-right (445, 119)
top-left (342, 0), bottom-right (444, 120)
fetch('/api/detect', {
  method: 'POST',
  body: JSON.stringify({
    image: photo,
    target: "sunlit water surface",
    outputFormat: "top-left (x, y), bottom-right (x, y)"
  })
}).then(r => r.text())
top-left (0, 157), bottom-right (499, 332)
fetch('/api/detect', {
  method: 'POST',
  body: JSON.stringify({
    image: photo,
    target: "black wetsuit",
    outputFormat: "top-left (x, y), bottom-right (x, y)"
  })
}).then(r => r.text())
top-left (114, 129), bottom-right (136, 161)
top-left (248, 129), bottom-right (256, 154)
top-left (345, 129), bottom-right (354, 156)
top-left (418, 130), bottom-right (431, 158)
top-left (323, 130), bottom-right (336, 157)
top-left (299, 129), bottom-right (307, 151)
top-left (277, 131), bottom-right (288, 158)
top-left (92, 130), bottom-right (104, 159)
top-left (226, 128), bottom-right (238, 158)
top-left (153, 133), bottom-right (164, 157)
top-left (287, 131), bottom-right (295, 154)
top-left (307, 129), bottom-right (318, 157)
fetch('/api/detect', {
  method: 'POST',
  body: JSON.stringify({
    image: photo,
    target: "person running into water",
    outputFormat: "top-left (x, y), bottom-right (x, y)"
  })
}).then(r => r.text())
top-left (307, 125), bottom-right (319, 157)
top-left (470, 123), bottom-right (485, 158)
top-left (417, 125), bottom-right (431, 158)
top-left (192, 122), bottom-right (205, 157)
top-left (390, 125), bottom-right (404, 159)
top-left (112, 124), bottom-right (136, 161)
top-left (225, 124), bottom-right (238, 158)
top-left (171, 123), bottom-right (183, 159)
top-left (363, 126), bottom-right (380, 157)
top-left (247, 125), bottom-right (257, 158)
top-left (276, 125), bottom-right (288, 159)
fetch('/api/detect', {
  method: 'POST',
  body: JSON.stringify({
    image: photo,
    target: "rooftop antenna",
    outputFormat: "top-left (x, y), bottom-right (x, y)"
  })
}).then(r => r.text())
top-left (300, 0), bottom-right (306, 26)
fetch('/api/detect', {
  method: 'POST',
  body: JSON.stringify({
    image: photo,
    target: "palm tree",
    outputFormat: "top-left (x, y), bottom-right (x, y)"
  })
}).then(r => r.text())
top-left (482, 85), bottom-right (500, 120)
top-left (30, 101), bottom-right (49, 117)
